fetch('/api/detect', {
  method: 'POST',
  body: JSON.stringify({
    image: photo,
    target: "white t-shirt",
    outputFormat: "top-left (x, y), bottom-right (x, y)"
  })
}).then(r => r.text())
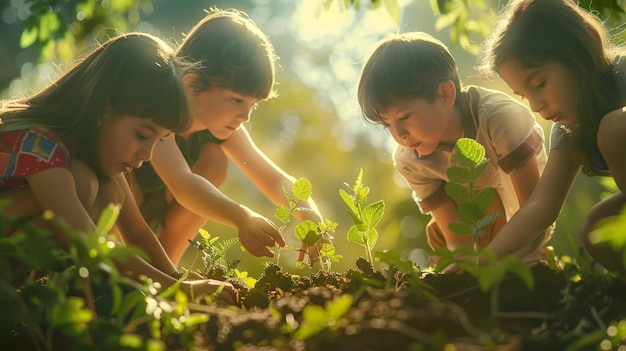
top-left (394, 85), bottom-right (547, 221)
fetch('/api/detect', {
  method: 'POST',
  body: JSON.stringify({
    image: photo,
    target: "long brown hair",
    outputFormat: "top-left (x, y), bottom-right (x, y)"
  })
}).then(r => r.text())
top-left (177, 8), bottom-right (277, 100)
top-left (478, 0), bottom-right (624, 172)
top-left (1, 33), bottom-right (193, 176)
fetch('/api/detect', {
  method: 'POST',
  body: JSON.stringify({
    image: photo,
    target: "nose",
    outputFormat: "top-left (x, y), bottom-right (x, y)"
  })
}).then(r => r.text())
top-left (528, 98), bottom-right (546, 114)
top-left (137, 145), bottom-right (154, 163)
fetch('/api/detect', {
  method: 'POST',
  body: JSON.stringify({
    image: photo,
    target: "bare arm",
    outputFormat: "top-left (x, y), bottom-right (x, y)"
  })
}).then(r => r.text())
top-left (223, 127), bottom-right (324, 224)
top-left (150, 133), bottom-right (285, 257)
top-left (484, 148), bottom-right (581, 258)
top-left (598, 107), bottom-right (626, 193)
top-left (113, 174), bottom-right (178, 274)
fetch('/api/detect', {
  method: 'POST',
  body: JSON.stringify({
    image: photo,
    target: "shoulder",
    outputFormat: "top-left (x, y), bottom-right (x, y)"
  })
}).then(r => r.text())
top-left (471, 86), bottom-right (534, 121)
top-left (598, 107), bottom-right (626, 151)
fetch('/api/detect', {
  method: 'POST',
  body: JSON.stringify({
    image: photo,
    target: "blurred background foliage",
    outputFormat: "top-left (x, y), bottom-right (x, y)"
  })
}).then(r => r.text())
top-left (1, 0), bottom-right (625, 276)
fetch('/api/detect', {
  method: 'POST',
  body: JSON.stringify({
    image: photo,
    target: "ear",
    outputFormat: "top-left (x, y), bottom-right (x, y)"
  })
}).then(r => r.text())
top-left (438, 80), bottom-right (457, 108)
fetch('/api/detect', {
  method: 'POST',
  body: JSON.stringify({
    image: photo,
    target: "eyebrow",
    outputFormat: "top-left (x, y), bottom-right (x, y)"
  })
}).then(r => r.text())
top-left (140, 122), bottom-right (170, 138)
top-left (512, 70), bottom-right (541, 96)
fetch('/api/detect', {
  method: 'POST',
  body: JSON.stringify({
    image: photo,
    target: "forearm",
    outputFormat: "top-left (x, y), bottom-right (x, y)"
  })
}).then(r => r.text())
top-left (168, 174), bottom-right (256, 229)
top-left (122, 231), bottom-right (178, 274)
top-left (484, 200), bottom-right (557, 258)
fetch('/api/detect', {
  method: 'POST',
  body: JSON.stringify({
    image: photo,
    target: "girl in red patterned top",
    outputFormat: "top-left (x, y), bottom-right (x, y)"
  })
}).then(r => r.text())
top-left (0, 33), bottom-right (234, 302)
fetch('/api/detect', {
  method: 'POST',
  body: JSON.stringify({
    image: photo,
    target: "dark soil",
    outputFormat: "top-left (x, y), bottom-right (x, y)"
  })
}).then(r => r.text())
top-left (189, 260), bottom-right (626, 351)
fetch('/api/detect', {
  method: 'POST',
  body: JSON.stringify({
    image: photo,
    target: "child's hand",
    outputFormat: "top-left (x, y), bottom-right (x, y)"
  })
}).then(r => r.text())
top-left (238, 215), bottom-right (285, 257)
top-left (182, 279), bottom-right (237, 304)
top-left (298, 237), bottom-right (332, 262)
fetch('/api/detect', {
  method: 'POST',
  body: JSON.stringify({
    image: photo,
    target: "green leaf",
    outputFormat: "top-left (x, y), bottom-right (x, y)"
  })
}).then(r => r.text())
top-left (366, 228), bottom-right (378, 248)
top-left (474, 188), bottom-right (494, 212)
top-left (96, 204), bottom-right (120, 235)
top-left (346, 225), bottom-right (365, 246)
top-left (457, 203), bottom-right (484, 223)
top-left (361, 200), bottom-right (385, 228)
top-left (477, 264), bottom-right (505, 292)
top-left (295, 305), bottom-right (326, 340)
top-left (455, 138), bottom-right (485, 167)
top-left (475, 212), bottom-right (499, 231)
top-left (275, 204), bottom-right (291, 223)
top-left (448, 221), bottom-right (473, 236)
top-left (327, 294), bottom-right (353, 319)
top-left (445, 182), bottom-right (470, 202)
top-left (339, 189), bottom-right (358, 214)
top-left (292, 177), bottom-right (312, 201)
top-left (20, 26), bottom-right (38, 48)
top-left (294, 220), bottom-right (321, 246)
top-left (473, 161), bottom-right (489, 179)
top-left (447, 166), bottom-right (470, 184)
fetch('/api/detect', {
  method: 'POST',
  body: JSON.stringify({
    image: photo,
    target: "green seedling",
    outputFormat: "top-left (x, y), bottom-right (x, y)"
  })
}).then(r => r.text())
top-left (188, 228), bottom-right (240, 279)
top-left (275, 177), bottom-right (339, 271)
top-left (340, 169), bottom-right (385, 270)
top-left (434, 139), bottom-right (534, 317)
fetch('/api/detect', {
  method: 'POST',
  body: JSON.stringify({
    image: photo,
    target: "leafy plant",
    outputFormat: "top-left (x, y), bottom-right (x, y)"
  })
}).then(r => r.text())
top-left (340, 168), bottom-right (385, 270)
top-left (274, 177), bottom-right (340, 271)
top-left (433, 138), bottom-right (534, 320)
top-left (187, 228), bottom-right (240, 279)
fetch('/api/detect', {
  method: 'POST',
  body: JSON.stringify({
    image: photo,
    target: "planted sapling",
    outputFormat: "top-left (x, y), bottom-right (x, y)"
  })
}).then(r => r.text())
top-left (274, 177), bottom-right (340, 271)
top-left (434, 139), bottom-right (534, 302)
top-left (340, 168), bottom-right (385, 270)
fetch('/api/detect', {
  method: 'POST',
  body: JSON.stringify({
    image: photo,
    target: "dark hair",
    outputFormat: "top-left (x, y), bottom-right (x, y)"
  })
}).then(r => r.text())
top-left (357, 32), bottom-right (462, 123)
top-left (177, 8), bottom-right (277, 100)
top-left (478, 0), bottom-right (623, 170)
top-left (0, 33), bottom-right (192, 176)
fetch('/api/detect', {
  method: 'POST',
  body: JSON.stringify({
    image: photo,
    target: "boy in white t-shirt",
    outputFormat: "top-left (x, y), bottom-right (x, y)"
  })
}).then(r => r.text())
top-left (356, 32), bottom-right (550, 264)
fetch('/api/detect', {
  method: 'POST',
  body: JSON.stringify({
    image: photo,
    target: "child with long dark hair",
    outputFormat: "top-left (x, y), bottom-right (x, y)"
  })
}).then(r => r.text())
top-left (446, 0), bottom-right (626, 276)
top-left (1, 33), bottom-right (234, 301)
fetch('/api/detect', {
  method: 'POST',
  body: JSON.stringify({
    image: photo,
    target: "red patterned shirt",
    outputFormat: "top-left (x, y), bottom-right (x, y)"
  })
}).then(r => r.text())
top-left (0, 127), bottom-right (71, 191)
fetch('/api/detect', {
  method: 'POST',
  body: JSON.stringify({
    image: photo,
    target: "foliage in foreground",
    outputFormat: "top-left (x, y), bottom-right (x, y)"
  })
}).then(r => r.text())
top-left (2, 142), bottom-right (626, 350)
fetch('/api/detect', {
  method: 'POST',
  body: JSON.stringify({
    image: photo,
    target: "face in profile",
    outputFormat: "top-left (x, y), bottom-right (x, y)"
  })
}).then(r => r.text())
top-left (498, 58), bottom-right (580, 126)
top-left (96, 113), bottom-right (170, 177)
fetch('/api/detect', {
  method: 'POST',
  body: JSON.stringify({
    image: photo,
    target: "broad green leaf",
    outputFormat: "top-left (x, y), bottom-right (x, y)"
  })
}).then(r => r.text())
top-left (473, 161), bottom-right (489, 179)
top-left (292, 177), bottom-right (312, 201)
top-left (447, 166), bottom-right (470, 184)
top-left (327, 294), bottom-right (353, 319)
top-left (295, 305), bottom-right (326, 340)
top-left (362, 200), bottom-right (385, 227)
top-left (457, 203), bottom-right (484, 223)
top-left (445, 182), bottom-right (470, 202)
top-left (275, 204), bottom-right (291, 223)
top-left (448, 221), bottom-right (473, 236)
top-left (294, 220), bottom-right (321, 246)
top-left (474, 188), bottom-right (495, 212)
top-left (346, 225), bottom-right (365, 245)
top-left (455, 138), bottom-right (485, 167)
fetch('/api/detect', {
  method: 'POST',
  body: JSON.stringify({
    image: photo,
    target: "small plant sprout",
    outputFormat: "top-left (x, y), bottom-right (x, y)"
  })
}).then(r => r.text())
top-left (340, 169), bottom-right (385, 269)
top-left (188, 228), bottom-right (240, 279)
top-left (443, 138), bottom-right (498, 259)
top-left (274, 177), bottom-right (339, 271)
